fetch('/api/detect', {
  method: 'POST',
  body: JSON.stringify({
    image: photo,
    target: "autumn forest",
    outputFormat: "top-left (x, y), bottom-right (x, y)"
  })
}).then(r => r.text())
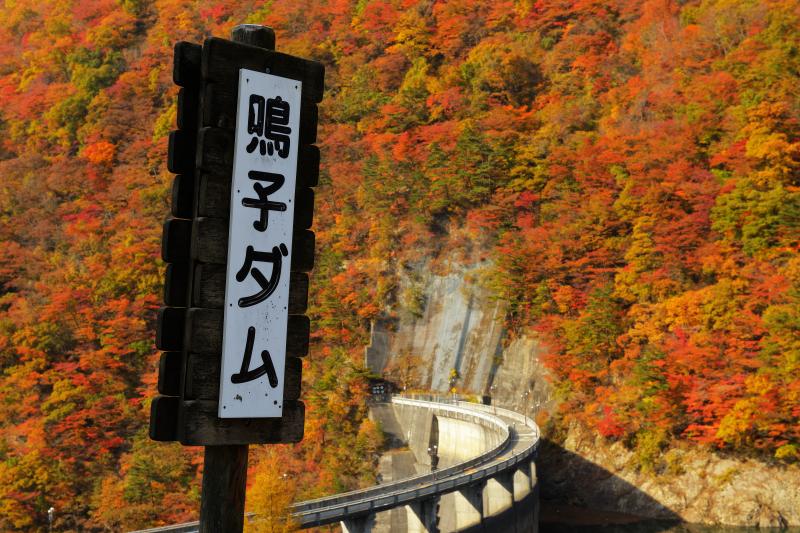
top-left (0, 0), bottom-right (798, 530)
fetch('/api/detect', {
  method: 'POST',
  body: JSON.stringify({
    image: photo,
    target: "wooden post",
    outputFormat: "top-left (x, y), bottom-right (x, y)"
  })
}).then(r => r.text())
top-left (230, 23), bottom-right (276, 49)
top-left (200, 445), bottom-right (249, 533)
top-left (197, 24), bottom-right (276, 533)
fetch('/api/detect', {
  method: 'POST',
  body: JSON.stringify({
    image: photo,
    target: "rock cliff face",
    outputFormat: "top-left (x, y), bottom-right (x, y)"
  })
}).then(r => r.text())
top-left (540, 423), bottom-right (800, 528)
top-left (364, 261), bottom-right (554, 415)
top-left (365, 262), bottom-right (800, 527)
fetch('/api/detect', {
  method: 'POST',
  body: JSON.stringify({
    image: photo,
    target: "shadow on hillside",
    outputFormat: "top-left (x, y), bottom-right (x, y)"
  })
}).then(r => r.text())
top-left (537, 438), bottom-right (683, 533)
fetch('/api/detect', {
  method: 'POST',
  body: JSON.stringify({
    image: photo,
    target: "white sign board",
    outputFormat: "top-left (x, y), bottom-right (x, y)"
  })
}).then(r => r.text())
top-left (219, 69), bottom-right (302, 418)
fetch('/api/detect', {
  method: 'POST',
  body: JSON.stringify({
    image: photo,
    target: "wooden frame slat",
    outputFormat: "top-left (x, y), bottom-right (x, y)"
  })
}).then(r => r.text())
top-left (201, 85), bottom-right (317, 143)
top-left (184, 353), bottom-right (302, 401)
top-left (150, 395), bottom-right (181, 441)
top-left (179, 399), bottom-right (304, 445)
top-left (161, 218), bottom-right (192, 264)
top-left (185, 308), bottom-right (310, 357)
top-left (156, 307), bottom-right (187, 351)
top-left (192, 218), bottom-right (315, 272)
top-left (164, 263), bottom-right (190, 306)
top-left (171, 173), bottom-right (195, 219)
top-left (168, 130), bottom-right (196, 175)
top-left (158, 351), bottom-right (183, 396)
top-left (173, 41), bottom-right (202, 89)
top-left (192, 264), bottom-right (308, 312)
top-left (201, 37), bottom-right (324, 103)
top-left (177, 88), bottom-right (199, 131)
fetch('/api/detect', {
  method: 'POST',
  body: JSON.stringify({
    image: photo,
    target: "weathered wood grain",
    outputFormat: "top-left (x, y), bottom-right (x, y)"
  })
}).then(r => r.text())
top-left (196, 126), bottom-right (318, 179)
top-left (197, 146), bottom-right (319, 217)
top-left (231, 24), bottom-right (275, 50)
top-left (201, 85), bottom-right (317, 144)
top-left (196, 127), bottom-right (233, 175)
top-left (184, 353), bottom-right (302, 401)
top-left (180, 399), bottom-right (304, 445)
top-left (192, 218), bottom-right (315, 272)
top-left (192, 263), bottom-right (308, 313)
top-left (201, 37), bottom-right (324, 103)
top-left (190, 263), bottom-right (226, 308)
top-left (191, 217), bottom-right (228, 264)
top-left (149, 395), bottom-right (180, 441)
top-left (183, 352), bottom-right (218, 401)
top-left (185, 308), bottom-right (310, 357)
top-left (196, 172), bottom-right (229, 217)
top-left (199, 445), bottom-right (248, 533)
top-left (196, 170), bottom-right (314, 227)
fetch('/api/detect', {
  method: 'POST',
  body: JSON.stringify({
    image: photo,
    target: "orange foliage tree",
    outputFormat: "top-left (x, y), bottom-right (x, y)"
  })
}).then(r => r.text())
top-left (0, 0), bottom-right (799, 530)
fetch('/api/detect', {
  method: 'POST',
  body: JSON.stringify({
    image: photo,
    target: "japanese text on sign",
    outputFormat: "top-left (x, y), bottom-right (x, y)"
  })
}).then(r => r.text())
top-left (219, 70), bottom-right (301, 418)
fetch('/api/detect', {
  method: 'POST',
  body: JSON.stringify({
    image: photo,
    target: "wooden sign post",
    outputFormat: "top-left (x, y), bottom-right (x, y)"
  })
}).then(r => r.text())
top-left (149, 24), bottom-right (323, 532)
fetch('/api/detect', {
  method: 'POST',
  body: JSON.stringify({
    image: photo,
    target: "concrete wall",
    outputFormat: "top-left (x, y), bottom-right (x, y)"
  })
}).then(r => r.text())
top-left (364, 262), bottom-right (554, 417)
top-left (370, 402), bottom-right (539, 532)
top-left (451, 489), bottom-right (538, 533)
top-left (388, 402), bottom-right (435, 467)
top-left (386, 402), bottom-right (504, 469)
top-left (373, 400), bottom-right (506, 531)
top-left (436, 417), bottom-right (502, 467)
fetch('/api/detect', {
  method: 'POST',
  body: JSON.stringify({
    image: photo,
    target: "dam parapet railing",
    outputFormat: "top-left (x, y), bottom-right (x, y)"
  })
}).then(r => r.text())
top-left (293, 396), bottom-right (512, 513)
top-left (129, 394), bottom-right (541, 532)
top-left (292, 394), bottom-right (540, 527)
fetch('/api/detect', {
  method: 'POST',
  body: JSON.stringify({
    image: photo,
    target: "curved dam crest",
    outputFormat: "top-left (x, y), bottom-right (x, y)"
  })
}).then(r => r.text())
top-left (130, 397), bottom-right (542, 533)
top-left (298, 396), bottom-right (541, 532)
top-left (371, 398), bottom-right (535, 532)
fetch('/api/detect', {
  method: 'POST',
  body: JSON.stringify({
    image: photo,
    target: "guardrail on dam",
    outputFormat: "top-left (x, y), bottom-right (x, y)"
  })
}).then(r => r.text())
top-left (131, 395), bottom-right (541, 532)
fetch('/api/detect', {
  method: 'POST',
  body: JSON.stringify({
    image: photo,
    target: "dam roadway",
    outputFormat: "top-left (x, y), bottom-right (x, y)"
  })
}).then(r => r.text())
top-left (296, 396), bottom-right (540, 532)
top-left (132, 395), bottom-right (541, 533)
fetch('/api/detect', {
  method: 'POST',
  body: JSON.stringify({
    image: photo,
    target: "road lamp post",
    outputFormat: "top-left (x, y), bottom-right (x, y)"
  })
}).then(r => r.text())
top-left (448, 368), bottom-right (459, 404)
top-left (522, 390), bottom-right (530, 419)
top-left (427, 444), bottom-right (439, 472)
top-left (47, 507), bottom-right (54, 533)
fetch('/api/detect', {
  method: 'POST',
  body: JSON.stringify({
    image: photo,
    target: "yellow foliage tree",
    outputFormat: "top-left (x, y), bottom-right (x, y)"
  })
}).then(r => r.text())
top-left (245, 454), bottom-right (299, 533)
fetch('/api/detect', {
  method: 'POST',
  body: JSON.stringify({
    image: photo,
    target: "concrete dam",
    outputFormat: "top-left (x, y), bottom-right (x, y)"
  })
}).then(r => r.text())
top-left (362, 396), bottom-right (541, 533)
top-left (134, 396), bottom-right (541, 533)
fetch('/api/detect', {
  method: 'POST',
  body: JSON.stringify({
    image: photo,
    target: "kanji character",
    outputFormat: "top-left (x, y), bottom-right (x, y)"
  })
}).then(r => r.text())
top-left (264, 96), bottom-right (291, 158)
top-left (245, 94), bottom-right (266, 155)
top-left (241, 171), bottom-right (286, 232)
top-left (244, 94), bottom-right (292, 158)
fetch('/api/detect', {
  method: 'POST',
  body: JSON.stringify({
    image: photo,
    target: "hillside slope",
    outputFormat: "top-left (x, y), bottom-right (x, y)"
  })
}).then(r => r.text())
top-left (0, 0), bottom-right (798, 530)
